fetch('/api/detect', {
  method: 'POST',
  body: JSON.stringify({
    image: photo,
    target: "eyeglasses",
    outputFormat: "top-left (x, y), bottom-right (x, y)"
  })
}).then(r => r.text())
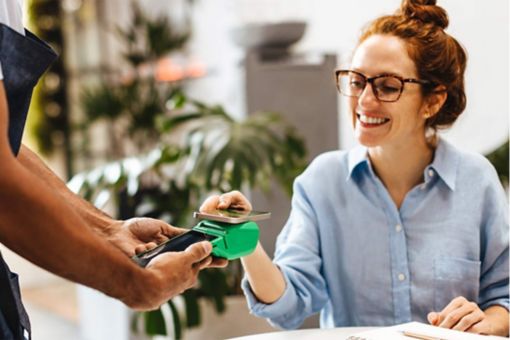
top-left (335, 69), bottom-right (433, 102)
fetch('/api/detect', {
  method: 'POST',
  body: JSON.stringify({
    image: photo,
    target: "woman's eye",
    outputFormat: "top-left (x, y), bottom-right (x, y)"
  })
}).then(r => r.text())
top-left (350, 81), bottom-right (364, 89)
top-left (376, 77), bottom-right (401, 93)
top-left (379, 85), bottom-right (399, 93)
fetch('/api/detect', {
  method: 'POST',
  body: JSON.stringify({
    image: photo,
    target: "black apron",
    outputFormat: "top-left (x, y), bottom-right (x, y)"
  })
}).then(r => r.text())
top-left (0, 23), bottom-right (57, 339)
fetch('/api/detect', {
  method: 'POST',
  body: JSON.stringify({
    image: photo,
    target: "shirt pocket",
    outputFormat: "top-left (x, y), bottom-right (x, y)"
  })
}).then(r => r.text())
top-left (434, 257), bottom-right (481, 311)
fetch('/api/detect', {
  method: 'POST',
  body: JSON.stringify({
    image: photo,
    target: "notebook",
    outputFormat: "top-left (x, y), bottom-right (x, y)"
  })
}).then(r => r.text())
top-left (347, 321), bottom-right (508, 340)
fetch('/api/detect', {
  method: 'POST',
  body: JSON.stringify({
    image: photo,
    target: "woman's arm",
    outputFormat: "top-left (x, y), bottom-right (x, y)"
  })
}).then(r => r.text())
top-left (484, 305), bottom-right (509, 336)
top-left (202, 184), bottom-right (329, 330)
top-left (241, 242), bottom-right (286, 304)
top-left (428, 163), bottom-right (509, 336)
top-left (200, 192), bottom-right (286, 303)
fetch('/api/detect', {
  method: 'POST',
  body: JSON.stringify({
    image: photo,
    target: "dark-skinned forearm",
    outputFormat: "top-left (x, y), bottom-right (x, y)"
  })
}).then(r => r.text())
top-left (17, 145), bottom-right (116, 235)
top-left (0, 157), bottom-right (147, 304)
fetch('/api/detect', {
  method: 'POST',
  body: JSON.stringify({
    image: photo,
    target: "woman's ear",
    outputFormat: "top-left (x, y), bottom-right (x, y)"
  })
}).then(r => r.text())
top-left (423, 85), bottom-right (447, 119)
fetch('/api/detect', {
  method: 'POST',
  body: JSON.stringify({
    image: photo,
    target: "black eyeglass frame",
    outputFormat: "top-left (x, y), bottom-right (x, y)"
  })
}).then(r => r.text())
top-left (335, 69), bottom-right (434, 102)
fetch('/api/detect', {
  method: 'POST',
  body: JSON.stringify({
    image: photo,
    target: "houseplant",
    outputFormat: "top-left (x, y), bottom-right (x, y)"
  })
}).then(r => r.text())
top-left (68, 93), bottom-right (307, 339)
top-left (68, 4), bottom-right (307, 338)
top-left (485, 140), bottom-right (509, 187)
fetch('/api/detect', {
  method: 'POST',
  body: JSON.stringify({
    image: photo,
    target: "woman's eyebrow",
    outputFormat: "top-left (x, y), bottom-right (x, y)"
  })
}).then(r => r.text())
top-left (350, 68), bottom-right (405, 78)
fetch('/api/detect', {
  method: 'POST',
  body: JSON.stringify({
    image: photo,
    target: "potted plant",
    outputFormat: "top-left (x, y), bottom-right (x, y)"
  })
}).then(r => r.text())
top-left (66, 3), bottom-right (307, 338)
top-left (68, 93), bottom-right (307, 338)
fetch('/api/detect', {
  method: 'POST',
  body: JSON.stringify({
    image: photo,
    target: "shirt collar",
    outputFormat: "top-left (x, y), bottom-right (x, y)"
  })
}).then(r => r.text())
top-left (346, 138), bottom-right (458, 190)
top-left (347, 144), bottom-right (369, 181)
top-left (427, 137), bottom-right (458, 191)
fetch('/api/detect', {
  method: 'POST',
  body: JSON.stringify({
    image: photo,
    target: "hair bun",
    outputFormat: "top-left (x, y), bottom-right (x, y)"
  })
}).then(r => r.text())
top-left (400, 0), bottom-right (449, 29)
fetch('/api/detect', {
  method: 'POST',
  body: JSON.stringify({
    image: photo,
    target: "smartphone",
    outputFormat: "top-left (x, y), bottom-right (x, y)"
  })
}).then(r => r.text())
top-left (132, 230), bottom-right (218, 267)
top-left (193, 209), bottom-right (271, 224)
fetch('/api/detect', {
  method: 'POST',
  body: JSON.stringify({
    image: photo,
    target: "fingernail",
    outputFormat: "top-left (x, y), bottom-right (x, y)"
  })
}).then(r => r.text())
top-left (202, 242), bottom-right (212, 253)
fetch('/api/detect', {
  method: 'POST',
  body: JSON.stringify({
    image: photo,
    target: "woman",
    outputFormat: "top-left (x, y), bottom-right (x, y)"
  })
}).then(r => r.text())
top-left (201, 0), bottom-right (509, 335)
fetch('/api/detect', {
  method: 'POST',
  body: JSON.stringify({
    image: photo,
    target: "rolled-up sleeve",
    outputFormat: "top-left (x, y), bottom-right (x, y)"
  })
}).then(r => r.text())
top-left (241, 268), bottom-right (303, 328)
top-left (241, 174), bottom-right (329, 329)
top-left (478, 168), bottom-right (509, 311)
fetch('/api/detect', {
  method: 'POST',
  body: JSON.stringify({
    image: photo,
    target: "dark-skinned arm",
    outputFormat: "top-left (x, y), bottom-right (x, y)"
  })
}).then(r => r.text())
top-left (16, 145), bottom-right (184, 256)
top-left (0, 81), bottom-right (214, 310)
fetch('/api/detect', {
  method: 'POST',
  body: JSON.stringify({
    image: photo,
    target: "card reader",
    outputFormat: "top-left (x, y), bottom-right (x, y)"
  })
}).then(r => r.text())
top-left (132, 213), bottom-right (266, 267)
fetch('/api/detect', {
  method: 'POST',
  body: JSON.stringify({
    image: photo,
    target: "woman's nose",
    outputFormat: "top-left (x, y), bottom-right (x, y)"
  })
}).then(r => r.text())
top-left (358, 82), bottom-right (379, 107)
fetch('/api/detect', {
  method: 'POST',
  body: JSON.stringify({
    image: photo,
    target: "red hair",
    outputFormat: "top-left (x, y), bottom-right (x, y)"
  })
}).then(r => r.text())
top-left (359, 0), bottom-right (467, 130)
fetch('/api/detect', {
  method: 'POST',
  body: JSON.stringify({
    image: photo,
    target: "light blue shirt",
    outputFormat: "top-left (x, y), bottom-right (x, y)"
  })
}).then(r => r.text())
top-left (241, 138), bottom-right (509, 329)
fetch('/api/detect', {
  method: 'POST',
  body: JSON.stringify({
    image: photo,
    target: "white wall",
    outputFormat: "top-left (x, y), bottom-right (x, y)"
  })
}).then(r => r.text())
top-left (298, 0), bottom-right (509, 154)
top-left (187, 0), bottom-right (509, 154)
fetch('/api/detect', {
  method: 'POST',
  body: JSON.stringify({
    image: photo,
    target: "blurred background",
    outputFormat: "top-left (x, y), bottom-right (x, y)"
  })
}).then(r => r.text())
top-left (0, 0), bottom-right (508, 339)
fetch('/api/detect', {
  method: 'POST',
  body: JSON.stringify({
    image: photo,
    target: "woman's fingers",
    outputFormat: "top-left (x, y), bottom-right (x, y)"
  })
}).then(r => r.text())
top-left (452, 305), bottom-right (484, 331)
top-left (427, 312), bottom-right (439, 326)
top-left (200, 191), bottom-right (253, 212)
top-left (218, 191), bottom-right (252, 211)
top-left (433, 297), bottom-right (483, 331)
top-left (199, 195), bottom-right (221, 212)
top-left (432, 296), bottom-right (466, 326)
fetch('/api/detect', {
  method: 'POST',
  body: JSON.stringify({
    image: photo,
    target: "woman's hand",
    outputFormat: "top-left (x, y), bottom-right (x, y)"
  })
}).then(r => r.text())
top-left (428, 296), bottom-right (508, 335)
top-left (200, 191), bottom-right (287, 303)
top-left (200, 190), bottom-right (252, 213)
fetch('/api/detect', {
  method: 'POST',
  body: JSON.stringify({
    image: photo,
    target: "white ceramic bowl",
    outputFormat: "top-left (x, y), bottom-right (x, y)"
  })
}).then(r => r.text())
top-left (230, 21), bottom-right (307, 50)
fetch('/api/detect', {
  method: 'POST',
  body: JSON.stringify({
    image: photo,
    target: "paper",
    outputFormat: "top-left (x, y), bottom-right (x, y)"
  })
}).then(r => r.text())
top-left (347, 321), bottom-right (508, 340)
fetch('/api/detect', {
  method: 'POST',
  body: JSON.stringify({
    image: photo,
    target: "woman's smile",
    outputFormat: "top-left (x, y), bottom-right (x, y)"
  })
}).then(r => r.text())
top-left (356, 113), bottom-right (390, 128)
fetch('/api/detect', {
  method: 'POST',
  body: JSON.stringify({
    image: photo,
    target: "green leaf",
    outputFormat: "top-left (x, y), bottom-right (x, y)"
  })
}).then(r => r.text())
top-left (485, 140), bottom-right (509, 184)
top-left (143, 309), bottom-right (167, 336)
top-left (131, 311), bottom-right (140, 333)
top-left (168, 300), bottom-right (182, 340)
top-left (182, 290), bottom-right (201, 328)
top-left (198, 269), bottom-right (228, 314)
top-left (168, 90), bottom-right (187, 110)
top-left (81, 83), bottom-right (124, 122)
top-left (160, 112), bottom-right (206, 132)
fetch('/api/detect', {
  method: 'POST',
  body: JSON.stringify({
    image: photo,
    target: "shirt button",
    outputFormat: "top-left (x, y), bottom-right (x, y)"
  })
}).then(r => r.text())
top-left (398, 273), bottom-right (406, 281)
top-left (395, 224), bottom-right (402, 232)
top-left (428, 169), bottom-right (434, 177)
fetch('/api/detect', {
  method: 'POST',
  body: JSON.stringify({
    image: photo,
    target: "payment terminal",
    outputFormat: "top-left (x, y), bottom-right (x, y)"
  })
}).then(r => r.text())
top-left (132, 210), bottom-right (270, 267)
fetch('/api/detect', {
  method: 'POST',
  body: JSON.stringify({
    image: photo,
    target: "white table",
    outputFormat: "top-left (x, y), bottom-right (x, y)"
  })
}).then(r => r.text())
top-left (228, 327), bottom-right (375, 340)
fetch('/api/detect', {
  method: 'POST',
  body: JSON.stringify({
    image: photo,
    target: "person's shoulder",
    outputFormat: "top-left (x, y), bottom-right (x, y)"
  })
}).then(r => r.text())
top-left (452, 144), bottom-right (495, 172)
top-left (294, 149), bottom-right (352, 191)
top-left (305, 149), bottom-right (349, 174)
top-left (443, 139), bottom-right (499, 183)
top-left (293, 150), bottom-right (350, 200)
